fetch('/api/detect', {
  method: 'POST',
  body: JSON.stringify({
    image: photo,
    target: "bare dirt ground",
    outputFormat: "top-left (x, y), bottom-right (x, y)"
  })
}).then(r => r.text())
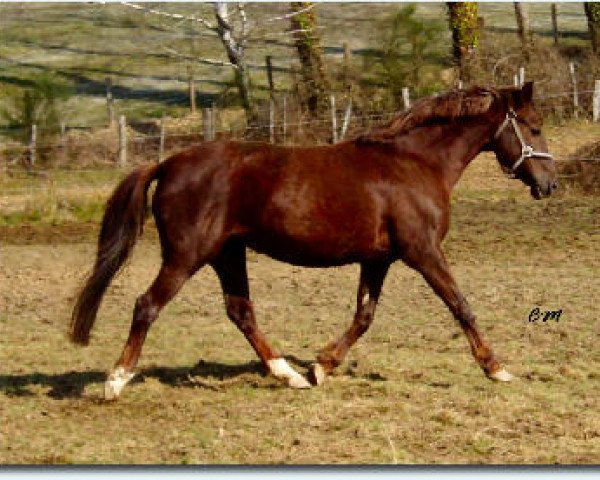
top-left (1, 131), bottom-right (599, 464)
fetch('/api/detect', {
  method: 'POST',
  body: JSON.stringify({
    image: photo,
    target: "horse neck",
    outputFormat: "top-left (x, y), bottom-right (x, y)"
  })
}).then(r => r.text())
top-left (411, 114), bottom-right (501, 191)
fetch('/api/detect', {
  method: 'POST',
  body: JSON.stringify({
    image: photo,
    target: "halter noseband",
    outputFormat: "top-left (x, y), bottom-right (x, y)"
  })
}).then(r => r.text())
top-left (493, 108), bottom-right (554, 173)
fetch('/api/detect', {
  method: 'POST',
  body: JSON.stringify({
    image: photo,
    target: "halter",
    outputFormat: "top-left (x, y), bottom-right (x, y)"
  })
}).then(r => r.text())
top-left (493, 108), bottom-right (554, 174)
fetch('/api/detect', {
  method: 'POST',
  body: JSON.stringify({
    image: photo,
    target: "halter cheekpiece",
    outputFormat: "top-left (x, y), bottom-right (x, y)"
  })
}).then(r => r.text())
top-left (493, 108), bottom-right (554, 174)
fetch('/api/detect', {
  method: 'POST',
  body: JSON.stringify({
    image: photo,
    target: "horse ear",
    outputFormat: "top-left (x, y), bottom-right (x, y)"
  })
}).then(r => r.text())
top-left (522, 81), bottom-right (534, 103)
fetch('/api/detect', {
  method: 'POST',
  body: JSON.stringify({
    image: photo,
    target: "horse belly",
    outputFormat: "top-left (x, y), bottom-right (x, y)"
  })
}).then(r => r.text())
top-left (245, 215), bottom-right (391, 267)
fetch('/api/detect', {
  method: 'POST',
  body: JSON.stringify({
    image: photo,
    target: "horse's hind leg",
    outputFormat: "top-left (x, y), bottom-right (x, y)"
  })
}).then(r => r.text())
top-left (308, 261), bottom-right (390, 386)
top-left (105, 262), bottom-right (191, 399)
top-left (211, 240), bottom-right (310, 389)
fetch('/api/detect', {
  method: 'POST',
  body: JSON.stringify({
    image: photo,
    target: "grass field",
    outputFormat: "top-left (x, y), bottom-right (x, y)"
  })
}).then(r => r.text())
top-left (1, 122), bottom-right (599, 464)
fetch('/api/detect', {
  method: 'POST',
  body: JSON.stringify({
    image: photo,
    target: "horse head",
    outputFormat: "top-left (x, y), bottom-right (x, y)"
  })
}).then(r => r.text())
top-left (491, 82), bottom-right (558, 199)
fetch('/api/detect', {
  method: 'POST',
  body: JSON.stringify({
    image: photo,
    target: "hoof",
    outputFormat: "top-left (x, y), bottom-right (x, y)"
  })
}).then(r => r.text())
top-left (307, 363), bottom-right (327, 386)
top-left (287, 373), bottom-right (312, 389)
top-left (267, 358), bottom-right (311, 389)
top-left (105, 367), bottom-right (135, 400)
top-left (488, 367), bottom-right (514, 382)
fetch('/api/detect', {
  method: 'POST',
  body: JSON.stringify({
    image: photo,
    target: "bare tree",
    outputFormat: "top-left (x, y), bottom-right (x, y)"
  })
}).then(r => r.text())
top-left (584, 2), bottom-right (600, 54)
top-left (514, 2), bottom-right (532, 58)
top-left (289, 2), bottom-right (330, 116)
top-left (214, 3), bottom-right (254, 118)
top-left (120, 2), bottom-right (255, 119)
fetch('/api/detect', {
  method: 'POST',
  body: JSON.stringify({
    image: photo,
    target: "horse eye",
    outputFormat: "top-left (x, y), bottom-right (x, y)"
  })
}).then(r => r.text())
top-left (531, 127), bottom-right (541, 135)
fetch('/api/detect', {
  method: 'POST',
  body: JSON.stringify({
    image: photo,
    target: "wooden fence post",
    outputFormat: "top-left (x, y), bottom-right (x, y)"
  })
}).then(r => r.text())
top-left (158, 116), bottom-right (166, 163)
top-left (401, 87), bottom-right (410, 111)
top-left (211, 102), bottom-right (218, 139)
top-left (118, 115), bottom-right (127, 167)
top-left (569, 62), bottom-right (579, 118)
top-left (330, 94), bottom-right (338, 144)
top-left (343, 42), bottom-right (352, 89)
top-left (551, 4), bottom-right (559, 45)
top-left (202, 108), bottom-right (213, 141)
top-left (340, 99), bottom-right (353, 140)
top-left (188, 68), bottom-right (196, 114)
top-left (106, 77), bottom-right (115, 127)
top-left (269, 98), bottom-right (275, 144)
top-left (519, 66), bottom-right (525, 87)
top-left (29, 124), bottom-right (37, 166)
top-left (593, 79), bottom-right (600, 122)
top-left (282, 95), bottom-right (288, 145)
top-left (59, 121), bottom-right (66, 161)
top-left (266, 56), bottom-right (275, 99)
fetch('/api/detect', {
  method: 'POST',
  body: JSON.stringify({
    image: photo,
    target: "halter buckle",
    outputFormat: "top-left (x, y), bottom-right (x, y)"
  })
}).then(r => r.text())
top-left (522, 145), bottom-right (534, 158)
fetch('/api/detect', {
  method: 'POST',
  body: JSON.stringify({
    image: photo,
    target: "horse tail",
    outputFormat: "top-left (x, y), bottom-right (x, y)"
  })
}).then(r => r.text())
top-left (70, 164), bottom-right (159, 345)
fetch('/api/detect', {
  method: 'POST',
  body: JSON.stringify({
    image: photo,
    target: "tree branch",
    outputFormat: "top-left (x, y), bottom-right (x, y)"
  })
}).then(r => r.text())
top-left (266, 3), bottom-right (315, 23)
top-left (119, 2), bottom-right (217, 31)
top-left (163, 47), bottom-right (237, 69)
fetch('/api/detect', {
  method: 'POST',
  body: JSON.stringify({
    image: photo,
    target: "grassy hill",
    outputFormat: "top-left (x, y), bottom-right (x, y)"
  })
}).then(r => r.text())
top-left (0, 2), bottom-right (590, 128)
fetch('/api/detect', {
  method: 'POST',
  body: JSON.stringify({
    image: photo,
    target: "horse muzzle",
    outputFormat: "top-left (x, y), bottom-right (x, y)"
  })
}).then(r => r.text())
top-left (531, 180), bottom-right (558, 199)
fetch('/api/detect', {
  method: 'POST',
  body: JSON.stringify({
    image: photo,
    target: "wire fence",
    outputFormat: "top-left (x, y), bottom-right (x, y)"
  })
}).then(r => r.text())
top-left (1, 85), bottom-right (600, 201)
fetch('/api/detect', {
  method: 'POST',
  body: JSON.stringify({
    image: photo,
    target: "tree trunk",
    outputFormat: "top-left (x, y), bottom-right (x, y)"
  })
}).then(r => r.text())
top-left (446, 2), bottom-right (480, 76)
top-left (290, 2), bottom-right (330, 116)
top-left (551, 4), bottom-right (559, 46)
top-left (584, 2), bottom-right (600, 54)
top-left (213, 3), bottom-right (255, 120)
top-left (514, 2), bottom-right (532, 58)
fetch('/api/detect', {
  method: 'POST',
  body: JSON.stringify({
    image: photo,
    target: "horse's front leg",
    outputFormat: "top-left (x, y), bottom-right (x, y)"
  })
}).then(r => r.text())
top-left (405, 243), bottom-right (513, 382)
top-left (308, 261), bottom-right (390, 386)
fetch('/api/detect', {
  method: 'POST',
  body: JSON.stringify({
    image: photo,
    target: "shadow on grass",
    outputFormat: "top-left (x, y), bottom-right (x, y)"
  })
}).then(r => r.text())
top-left (0, 356), bottom-right (312, 399)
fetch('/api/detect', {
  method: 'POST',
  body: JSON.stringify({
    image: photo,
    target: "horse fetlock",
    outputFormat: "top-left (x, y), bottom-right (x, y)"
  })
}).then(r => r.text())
top-left (316, 351), bottom-right (340, 372)
top-left (267, 358), bottom-right (311, 389)
top-left (105, 366), bottom-right (136, 400)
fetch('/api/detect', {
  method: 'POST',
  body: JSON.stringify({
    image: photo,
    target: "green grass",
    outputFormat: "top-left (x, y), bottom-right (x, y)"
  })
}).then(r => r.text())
top-left (0, 168), bottom-right (126, 226)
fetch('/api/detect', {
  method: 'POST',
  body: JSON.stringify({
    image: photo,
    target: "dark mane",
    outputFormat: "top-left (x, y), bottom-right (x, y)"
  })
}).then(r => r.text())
top-left (356, 86), bottom-right (502, 144)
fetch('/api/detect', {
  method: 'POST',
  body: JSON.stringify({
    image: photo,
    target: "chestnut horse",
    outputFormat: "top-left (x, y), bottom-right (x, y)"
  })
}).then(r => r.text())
top-left (71, 82), bottom-right (557, 399)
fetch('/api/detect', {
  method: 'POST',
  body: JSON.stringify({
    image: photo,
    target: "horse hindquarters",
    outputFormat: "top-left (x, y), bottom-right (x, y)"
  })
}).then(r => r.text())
top-left (105, 158), bottom-right (232, 399)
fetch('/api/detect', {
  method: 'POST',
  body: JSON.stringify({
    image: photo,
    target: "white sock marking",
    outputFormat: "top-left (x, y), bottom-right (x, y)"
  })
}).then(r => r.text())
top-left (311, 363), bottom-right (326, 386)
top-left (267, 358), bottom-right (311, 389)
top-left (105, 366), bottom-right (136, 400)
top-left (489, 367), bottom-right (514, 382)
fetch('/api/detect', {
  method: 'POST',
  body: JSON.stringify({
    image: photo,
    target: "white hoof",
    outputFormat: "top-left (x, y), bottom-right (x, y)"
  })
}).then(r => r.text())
top-left (267, 358), bottom-right (311, 389)
top-left (309, 363), bottom-right (327, 386)
top-left (489, 368), bottom-right (514, 382)
top-left (105, 367), bottom-right (136, 400)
